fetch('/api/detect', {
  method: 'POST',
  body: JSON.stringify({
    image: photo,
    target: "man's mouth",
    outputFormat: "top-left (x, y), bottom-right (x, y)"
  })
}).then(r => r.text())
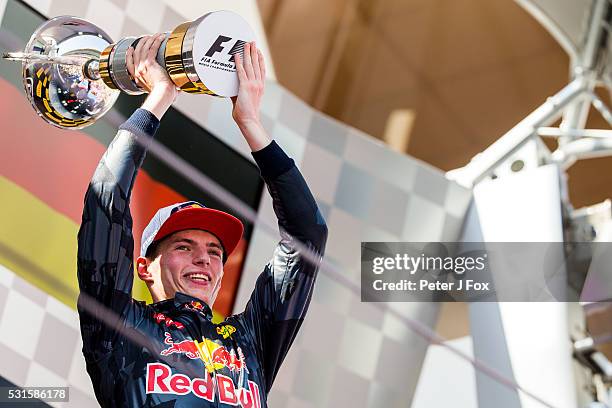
top-left (184, 272), bottom-right (212, 285)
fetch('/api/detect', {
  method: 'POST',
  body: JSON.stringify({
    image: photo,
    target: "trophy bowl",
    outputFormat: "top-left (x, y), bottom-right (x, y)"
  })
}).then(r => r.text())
top-left (18, 16), bottom-right (119, 129)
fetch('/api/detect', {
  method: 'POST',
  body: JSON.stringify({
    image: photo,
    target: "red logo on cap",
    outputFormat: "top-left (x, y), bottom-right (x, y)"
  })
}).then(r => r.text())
top-left (171, 202), bottom-right (205, 215)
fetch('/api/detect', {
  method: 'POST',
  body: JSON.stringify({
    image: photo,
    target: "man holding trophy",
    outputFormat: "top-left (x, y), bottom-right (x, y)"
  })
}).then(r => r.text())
top-left (77, 32), bottom-right (327, 407)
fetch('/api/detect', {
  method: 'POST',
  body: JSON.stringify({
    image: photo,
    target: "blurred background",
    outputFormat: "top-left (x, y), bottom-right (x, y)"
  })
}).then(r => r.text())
top-left (0, 0), bottom-right (610, 407)
top-left (258, 0), bottom-right (611, 208)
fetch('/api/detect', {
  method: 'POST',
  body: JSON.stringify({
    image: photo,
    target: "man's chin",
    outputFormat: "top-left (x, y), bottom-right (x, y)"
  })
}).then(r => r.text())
top-left (184, 288), bottom-right (212, 305)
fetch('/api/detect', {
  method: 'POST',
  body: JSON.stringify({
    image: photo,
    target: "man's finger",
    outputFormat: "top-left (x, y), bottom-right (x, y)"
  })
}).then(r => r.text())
top-left (133, 35), bottom-right (147, 66)
top-left (135, 35), bottom-right (152, 65)
top-left (242, 42), bottom-right (255, 79)
top-left (257, 49), bottom-right (266, 82)
top-left (235, 53), bottom-right (247, 81)
top-left (126, 47), bottom-right (135, 78)
top-left (146, 34), bottom-right (164, 63)
top-left (251, 42), bottom-right (261, 81)
top-left (139, 35), bottom-right (156, 63)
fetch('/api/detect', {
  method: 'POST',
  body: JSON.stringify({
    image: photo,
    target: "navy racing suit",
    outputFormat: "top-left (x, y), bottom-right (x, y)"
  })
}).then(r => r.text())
top-left (77, 109), bottom-right (328, 407)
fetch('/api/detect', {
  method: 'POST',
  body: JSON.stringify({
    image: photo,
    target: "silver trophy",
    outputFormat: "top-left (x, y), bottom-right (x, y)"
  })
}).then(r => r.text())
top-left (2, 11), bottom-right (255, 129)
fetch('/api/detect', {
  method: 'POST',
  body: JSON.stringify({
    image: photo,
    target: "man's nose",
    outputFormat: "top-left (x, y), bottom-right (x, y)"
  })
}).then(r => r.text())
top-left (193, 249), bottom-right (210, 265)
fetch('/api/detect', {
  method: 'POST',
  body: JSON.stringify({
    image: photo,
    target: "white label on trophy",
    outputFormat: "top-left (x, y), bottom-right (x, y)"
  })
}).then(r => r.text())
top-left (192, 11), bottom-right (256, 97)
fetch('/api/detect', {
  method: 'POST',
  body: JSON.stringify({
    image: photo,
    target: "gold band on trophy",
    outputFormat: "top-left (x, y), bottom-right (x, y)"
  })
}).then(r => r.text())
top-left (99, 44), bottom-right (116, 90)
top-left (165, 22), bottom-right (208, 94)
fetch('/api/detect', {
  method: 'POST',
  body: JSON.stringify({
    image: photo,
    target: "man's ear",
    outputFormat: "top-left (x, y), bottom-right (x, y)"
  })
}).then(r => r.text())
top-left (136, 257), bottom-right (154, 284)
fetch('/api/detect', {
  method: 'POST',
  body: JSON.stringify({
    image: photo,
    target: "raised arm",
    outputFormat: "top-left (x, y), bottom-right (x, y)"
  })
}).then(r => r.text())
top-left (77, 34), bottom-right (177, 362)
top-left (235, 43), bottom-right (328, 392)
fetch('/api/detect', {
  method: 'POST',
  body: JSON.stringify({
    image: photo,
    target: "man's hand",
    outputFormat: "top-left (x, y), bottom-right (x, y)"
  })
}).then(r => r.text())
top-left (127, 33), bottom-right (178, 120)
top-left (232, 42), bottom-right (264, 126)
top-left (232, 42), bottom-right (271, 151)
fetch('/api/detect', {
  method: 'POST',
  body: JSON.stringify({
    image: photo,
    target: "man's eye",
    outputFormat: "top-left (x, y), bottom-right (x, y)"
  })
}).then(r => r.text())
top-left (210, 250), bottom-right (222, 258)
top-left (176, 245), bottom-right (190, 251)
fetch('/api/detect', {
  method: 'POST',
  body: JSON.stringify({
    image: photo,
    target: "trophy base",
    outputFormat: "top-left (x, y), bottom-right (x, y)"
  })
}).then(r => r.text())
top-left (167, 11), bottom-right (256, 98)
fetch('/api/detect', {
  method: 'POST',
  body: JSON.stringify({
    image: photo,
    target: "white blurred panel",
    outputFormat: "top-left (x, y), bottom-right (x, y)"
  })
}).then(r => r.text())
top-left (472, 164), bottom-right (578, 408)
top-left (412, 336), bottom-right (478, 408)
top-left (473, 164), bottom-right (563, 241)
top-left (0, 0), bottom-right (8, 22)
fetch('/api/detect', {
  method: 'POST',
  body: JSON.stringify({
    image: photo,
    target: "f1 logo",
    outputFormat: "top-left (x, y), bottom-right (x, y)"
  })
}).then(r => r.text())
top-left (205, 35), bottom-right (246, 62)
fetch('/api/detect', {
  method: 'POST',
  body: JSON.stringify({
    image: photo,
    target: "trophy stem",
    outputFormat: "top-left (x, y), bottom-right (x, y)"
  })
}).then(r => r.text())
top-left (2, 52), bottom-right (89, 66)
top-left (83, 59), bottom-right (101, 81)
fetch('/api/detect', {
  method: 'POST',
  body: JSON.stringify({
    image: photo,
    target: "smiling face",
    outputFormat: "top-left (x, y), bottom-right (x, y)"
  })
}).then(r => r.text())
top-left (143, 229), bottom-right (224, 307)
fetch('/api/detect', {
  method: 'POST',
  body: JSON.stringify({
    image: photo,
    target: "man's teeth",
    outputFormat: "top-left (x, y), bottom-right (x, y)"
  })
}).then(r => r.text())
top-left (188, 274), bottom-right (210, 282)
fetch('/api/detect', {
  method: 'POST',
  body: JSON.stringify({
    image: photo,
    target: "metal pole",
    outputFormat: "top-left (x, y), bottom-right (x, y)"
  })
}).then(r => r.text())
top-left (560, 0), bottom-right (611, 144)
top-left (538, 127), bottom-right (612, 138)
top-left (552, 137), bottom-right (612, 169)
top-left (449, 77), bottom-right (588, 187)
top-left (589, 91), bottom-right (612, 127)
